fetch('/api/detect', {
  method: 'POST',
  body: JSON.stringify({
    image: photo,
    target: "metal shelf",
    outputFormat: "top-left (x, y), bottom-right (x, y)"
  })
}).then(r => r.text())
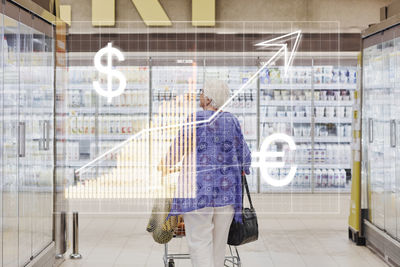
top-left (260, 100), bottom-right (353, 106)
top-left (58, 135), bottom-right (134, 141)
top-left (61, 161), bottom-right (117, 168)
top-left (291, 136), bottom-right (352, 143)
top-left (260, 83), bottom-right (356, 90)
top-left (261, 117), bottom-right (352, 123)
top-left (68, 84), bottom-right (149, 90)
top-left (69, 107), bottom-right (149, 115)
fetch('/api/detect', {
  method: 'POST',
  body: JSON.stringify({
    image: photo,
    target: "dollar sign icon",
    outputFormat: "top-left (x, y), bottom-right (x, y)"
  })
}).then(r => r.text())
top-left (93, 42), bottom-right (127, 103)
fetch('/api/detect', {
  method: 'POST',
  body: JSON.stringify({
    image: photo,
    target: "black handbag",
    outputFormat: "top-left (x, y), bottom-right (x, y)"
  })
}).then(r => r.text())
top-left (227, 173), bottom-right (258, 246)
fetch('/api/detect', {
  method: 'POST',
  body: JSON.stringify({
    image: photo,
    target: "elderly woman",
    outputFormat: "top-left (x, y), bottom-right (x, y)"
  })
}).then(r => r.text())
top-left (163, 79), bottom-right (251, 267)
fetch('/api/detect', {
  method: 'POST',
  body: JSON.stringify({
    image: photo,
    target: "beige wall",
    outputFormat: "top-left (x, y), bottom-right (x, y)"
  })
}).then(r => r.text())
top-left (62, 0), bottom-right (391, 33)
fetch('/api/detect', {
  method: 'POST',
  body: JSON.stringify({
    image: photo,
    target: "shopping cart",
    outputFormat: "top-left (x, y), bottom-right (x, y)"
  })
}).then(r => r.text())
top-left (163, 227), bottom-right (241, 267)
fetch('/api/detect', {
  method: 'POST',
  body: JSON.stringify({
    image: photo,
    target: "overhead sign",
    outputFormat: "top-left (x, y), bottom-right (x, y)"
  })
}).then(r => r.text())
top-left (90, 0), bottom-right (215, 27)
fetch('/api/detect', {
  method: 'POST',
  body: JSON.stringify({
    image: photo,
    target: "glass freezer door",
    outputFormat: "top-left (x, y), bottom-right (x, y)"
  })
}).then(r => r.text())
top-left (18, 15), bottom-right (33, 266)
top-left (2, 8), bottom-right (19, 267)
top-left (30, 21), bottom-right (54, 257)
top-left (363, 42), bottom-right (386, 230)
top-left (0, 3), bottom-right (3, 265)
top-left (382, 39), bottom-right (397, 238)
top-left (363, 26), bottom-right (400, 242)
top-left (396, 36), bottom-right (400, 241)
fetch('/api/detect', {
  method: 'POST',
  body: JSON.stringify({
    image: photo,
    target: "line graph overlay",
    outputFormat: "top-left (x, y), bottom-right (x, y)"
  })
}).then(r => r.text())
top-left (66, 31), bottom-right (302, 200)
top-left (75, 31), bottom-right (302, 176)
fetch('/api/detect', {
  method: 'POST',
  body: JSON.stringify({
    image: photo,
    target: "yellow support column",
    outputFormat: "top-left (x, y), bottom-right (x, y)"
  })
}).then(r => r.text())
top-left (348, 53), bottom-right (365, 245)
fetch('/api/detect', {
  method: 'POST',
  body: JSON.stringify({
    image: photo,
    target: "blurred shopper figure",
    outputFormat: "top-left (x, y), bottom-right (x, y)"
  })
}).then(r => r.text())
top-left (161, 80), bottom-right (252, 267)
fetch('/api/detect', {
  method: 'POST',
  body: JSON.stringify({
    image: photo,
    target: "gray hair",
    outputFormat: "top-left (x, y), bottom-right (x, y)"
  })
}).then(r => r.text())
top-left (203, 79), bottom-right (231, 109)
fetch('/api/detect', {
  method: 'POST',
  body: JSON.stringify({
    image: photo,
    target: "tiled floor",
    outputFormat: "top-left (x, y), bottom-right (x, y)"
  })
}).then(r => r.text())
top-left (60, 194), bottom-right (387, 267)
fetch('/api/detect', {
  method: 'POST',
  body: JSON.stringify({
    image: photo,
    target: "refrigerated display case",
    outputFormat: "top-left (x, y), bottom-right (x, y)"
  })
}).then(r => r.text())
top-left (63, 58), bottom-right (150, 183)
top-left (259, 62), bottom-right (356, 193)
top-left (65, 54), bottom-right (356, 194)
top-left (361, 18), bottom-right (400, 265)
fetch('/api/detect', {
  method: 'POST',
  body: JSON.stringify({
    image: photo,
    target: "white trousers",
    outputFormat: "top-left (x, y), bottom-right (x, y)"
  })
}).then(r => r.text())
top-left (183, 205), bottom-right (234, 267)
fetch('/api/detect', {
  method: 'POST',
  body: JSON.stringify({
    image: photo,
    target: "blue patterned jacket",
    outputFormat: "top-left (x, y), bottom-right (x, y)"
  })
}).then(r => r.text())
top-left (166, 110), bottom-right (251, 223)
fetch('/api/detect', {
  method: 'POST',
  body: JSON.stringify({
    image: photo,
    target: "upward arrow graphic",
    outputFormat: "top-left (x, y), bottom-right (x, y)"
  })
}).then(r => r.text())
top-left (255, 30), bottom-right (302, 76)
top-left (75, 30), bottom-right (302, 175)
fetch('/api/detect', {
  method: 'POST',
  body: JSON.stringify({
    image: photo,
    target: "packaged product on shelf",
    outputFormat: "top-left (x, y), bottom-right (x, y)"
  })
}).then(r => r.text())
top-left (302, 126), bottom-right (311, 137)
top-left (3, 37), bottom-right (8, 65)
top-left (114, 116), bottom-right (120, 134)
top-left (297, 169), bottom-right (304, 187)
top-left (320, 144), bottom-right (327, 163)
top-left (302, 144), bottom-right (309, 164)
top-left (304, 169), bottom-right (311, 187)
top-left (325, 144), bottom-right (331, 163)
top-left (267, 106), bottom-right (277, 117)
top-left (269, 68), bottom-right (281, 84)
top-left (320, 90), bottom-right (327, 101)
top-left (296, 107), bottom-right (305, 117)
top-left (315, 106), bottom-right (324, 118)
top-left (340, 169), bottom-right (346, 187)
top-left (305, 106), bottom-right (312, 117)
top-left (90, 117), bottom-right (95, 135)
top-left (307, 144), bottom-right (312, 163)
top-left (69, 90), bottom-right (80, 107)
top-left (106, 117), bottom-right (113, 134)
top-left (132, 119), bottom-right (139, 133)
top-left (120, 117), bottom-right (128, 134)
top-left (245, 91), bottom-right (253, 109)
top-left (77, 116), bottom-right (84, 135)
top-left (69, 116), bottom-right (77, 135)
top-left (293, 126), bottom-right (302, 137)
top-left (83, 116), bottom-right (90, 135)
top-left (351, 69), bottom-right (357, 84)
top-left (83, 91), bottom-right (91, 107)
top-left (345, 125), bottom-right (352, 137)
top-left (314, 143), bottom-right (321, 163)
top-left (334, 169), bottom-right (340, 187)
top-left (112, 94), bottom-right (121, 107)
top-left (331, 68), bottom-right (338, 84)
top-left (345, 107), bottom-right (352, 118)
top-left (100, 117), bottom-right (108, 135)
top-left (337, 106), bottom-right (345, 118)
top-left (339, 69), bottom-right (346, 83)
top-left (277, 108), bottom-right (285, 117)
top-left (321, 169), bottom-right (328, 187)
top-left (140, 91), bottom-right (147, 107)
top-left (326, 106), bottom-right (334, 118)
top-left (316, 169), bottom-right (322, 187)
top-left (72, 142), bottom-right (79, 161)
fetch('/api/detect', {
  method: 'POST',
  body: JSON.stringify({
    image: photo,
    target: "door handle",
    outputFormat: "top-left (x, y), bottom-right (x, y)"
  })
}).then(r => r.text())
top-left (390, 120), bottom-right (396, 148)
top-left (44, 120), bottom-right (50, 151)
top-left (39, 121), bottom-right (44, 150)
top-left (18, 122), bottom-right (26, 157)
top-left (368, 118), bottom-right (373, 143)
top-left (39, 120), bottom-right (50, 151)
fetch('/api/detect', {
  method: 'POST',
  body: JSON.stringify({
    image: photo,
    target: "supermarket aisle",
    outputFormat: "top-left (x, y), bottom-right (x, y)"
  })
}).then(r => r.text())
top-left (60, 194), bottom-right (386, 267)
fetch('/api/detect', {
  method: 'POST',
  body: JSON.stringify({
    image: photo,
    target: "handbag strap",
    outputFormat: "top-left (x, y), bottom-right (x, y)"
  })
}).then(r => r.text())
top-left (241, 173), bottom-right (254, 210)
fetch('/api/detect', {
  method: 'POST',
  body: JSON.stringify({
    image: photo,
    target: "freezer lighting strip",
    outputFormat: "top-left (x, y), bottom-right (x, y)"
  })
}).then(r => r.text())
top-left (75, 30), bottom-right (302, 176)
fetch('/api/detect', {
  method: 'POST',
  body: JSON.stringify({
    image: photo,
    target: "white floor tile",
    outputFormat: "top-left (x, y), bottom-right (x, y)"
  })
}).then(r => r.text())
top-left (60, 194), bottom-right (388, 267)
